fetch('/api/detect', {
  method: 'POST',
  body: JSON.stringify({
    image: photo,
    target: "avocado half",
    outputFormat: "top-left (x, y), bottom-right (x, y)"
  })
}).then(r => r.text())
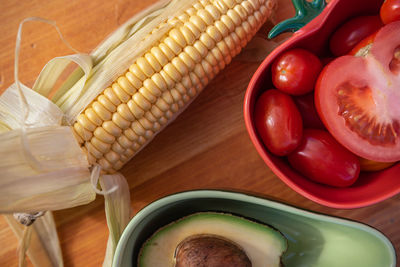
top-left (137, 212), bottom-right (287, 267)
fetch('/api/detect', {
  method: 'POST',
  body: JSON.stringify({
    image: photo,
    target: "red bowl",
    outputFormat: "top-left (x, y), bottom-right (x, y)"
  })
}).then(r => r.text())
top-left (244, 0), bottom-right (400, 209)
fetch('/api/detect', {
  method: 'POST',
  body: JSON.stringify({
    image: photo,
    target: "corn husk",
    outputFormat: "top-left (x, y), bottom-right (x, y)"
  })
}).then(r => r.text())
top-left (0, 125), bottom-right (96, 212)
top-left (99, 173), bottom-right (131, 267)
top-left (0, 17), bottom-right (96, 267)
top-left (5, 212), bottom-right (63, 267)
top-left (0, 82), bottom-right (95, 212)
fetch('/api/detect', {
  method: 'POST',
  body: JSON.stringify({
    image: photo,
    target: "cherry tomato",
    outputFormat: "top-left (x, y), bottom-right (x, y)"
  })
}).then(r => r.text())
top-left (254, 89), bottom-right (302, 156)
top-left (380, 0), bottom-right (400, 24)
top-left (288, 129), bottom-right (360, 187)
top-left (329, 15), bottom-right (383, 56)
top-left (271, 49), bottom-right (322, 95)
top-left (293, 93), bottom-right (325, 129)
top-left (316, 22), bottom-right (400, 162)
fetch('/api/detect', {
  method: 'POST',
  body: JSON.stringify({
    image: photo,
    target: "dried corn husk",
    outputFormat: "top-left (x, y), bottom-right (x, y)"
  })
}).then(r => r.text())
top-left (0, 83), bottom-right (95, 212)
top-left (100, 173), bottom-right (131, 267)
top-left (5, 212), bottom-right (63, 267)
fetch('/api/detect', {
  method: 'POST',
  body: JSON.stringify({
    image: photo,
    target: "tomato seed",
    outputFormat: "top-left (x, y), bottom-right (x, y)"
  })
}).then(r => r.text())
top-left (389, 46), bottom-right (400, 74)
top-left (336, 81), bottom-right (400, 145)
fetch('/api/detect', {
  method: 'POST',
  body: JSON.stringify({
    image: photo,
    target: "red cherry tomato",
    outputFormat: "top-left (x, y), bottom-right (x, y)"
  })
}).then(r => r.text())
top-left (293, 93), bottom-right (325, 129)
top-left (329, 15), bottom-right (383, 56)
top-left (288, 129), bottom-right (360, 187)
top-left (316, 22), bottom-right (400, 162)
top-left (380, 0), bottom-right (400, 24)
top-left (254, 89), bottom-right (303, 156)
top-left (271, 49), bottom-right (322, 95)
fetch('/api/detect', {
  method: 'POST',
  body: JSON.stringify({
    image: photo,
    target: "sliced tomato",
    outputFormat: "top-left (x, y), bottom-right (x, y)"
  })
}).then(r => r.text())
top-left (316, 21), bottom-right (400, 162)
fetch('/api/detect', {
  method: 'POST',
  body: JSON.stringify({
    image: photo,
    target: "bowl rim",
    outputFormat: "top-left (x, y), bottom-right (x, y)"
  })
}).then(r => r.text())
top-left (112, 189), bottom-right (396, 267)
top-left (243, 0), bottom-right (400, 209)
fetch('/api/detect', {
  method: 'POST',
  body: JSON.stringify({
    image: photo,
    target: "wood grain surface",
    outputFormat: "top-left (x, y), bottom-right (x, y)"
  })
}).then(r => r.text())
top-left (0, 0), bottom-right (399, 266)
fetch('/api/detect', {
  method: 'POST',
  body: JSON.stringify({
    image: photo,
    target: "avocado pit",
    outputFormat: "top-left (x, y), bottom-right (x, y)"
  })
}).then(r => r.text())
top-left (175, 235), bottom-right (251, 267)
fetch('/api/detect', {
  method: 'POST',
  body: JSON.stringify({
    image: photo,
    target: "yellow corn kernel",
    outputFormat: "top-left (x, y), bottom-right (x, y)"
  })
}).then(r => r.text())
top-left (102, 121), bottom-right (122, 137)
top-left (75, 0), bottom-right (275, 172)
top-left (117, 76), bottom-right (138, 95)
top-left (112, 112), bottom-right (131, 130)
top-left (103, 87), bottom-right (122, 106)
top-left (94, 127), bottom-right (115, 144)
top-left (77, 113), bottom-right (97, 132)
top-left (112, 83), bottom-right (131, 103)
top-left (97, 95), bottom-right (117, 113)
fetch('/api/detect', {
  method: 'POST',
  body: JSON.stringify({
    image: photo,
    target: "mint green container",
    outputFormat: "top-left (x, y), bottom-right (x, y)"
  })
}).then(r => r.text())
top-left (113, 190), bottom-right (396, 267)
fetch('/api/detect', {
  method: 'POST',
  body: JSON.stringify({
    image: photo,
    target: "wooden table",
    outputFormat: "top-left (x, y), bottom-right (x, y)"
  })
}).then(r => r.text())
top-left (0, 0), bottom-right (399, 266)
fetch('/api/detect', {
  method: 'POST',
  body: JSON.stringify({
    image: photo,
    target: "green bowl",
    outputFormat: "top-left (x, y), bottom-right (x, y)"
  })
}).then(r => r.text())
top-left (113, 190), bottom-right (396, 267)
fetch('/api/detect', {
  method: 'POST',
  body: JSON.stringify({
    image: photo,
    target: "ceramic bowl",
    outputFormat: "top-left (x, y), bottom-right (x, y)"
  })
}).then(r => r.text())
top-left (113, 190), bottom-right (396, 267)
top-left (243, 0), bottom-right (400, 209)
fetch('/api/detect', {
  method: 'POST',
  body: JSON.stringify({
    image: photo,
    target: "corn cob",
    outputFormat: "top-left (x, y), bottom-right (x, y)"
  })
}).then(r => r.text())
top-left (73, 0), bottom-right (276, 173)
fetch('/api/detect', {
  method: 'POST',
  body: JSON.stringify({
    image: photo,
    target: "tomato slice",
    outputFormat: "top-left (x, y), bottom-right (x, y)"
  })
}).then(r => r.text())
top-left (370, 22), bottom-right (400, 75)
top-left (316, 21), bottom-right (400, 162)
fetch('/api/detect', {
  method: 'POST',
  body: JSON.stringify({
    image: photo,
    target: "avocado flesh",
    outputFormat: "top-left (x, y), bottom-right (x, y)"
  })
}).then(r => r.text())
top-left (138, 212), bottom-right (287, 267)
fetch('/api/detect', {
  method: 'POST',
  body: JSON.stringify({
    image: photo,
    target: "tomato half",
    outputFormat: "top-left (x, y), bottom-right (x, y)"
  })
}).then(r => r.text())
top-left (288, 129), bottom-right (360, 187)
top-left (271, 49), bottom-right (322, 95)
top-left (329, 15), bottom-right (383, 56)
top-left (316, 21), bottom-right (400, 162)
top-left (254, 89), bottom-right (302, 156)
top-left (380, 0), bottom-right (400, 24)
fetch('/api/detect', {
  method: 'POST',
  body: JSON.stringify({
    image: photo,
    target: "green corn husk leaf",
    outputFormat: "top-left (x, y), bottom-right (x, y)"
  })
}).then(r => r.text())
top-left (5, 212), bottom-right (63, 267)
